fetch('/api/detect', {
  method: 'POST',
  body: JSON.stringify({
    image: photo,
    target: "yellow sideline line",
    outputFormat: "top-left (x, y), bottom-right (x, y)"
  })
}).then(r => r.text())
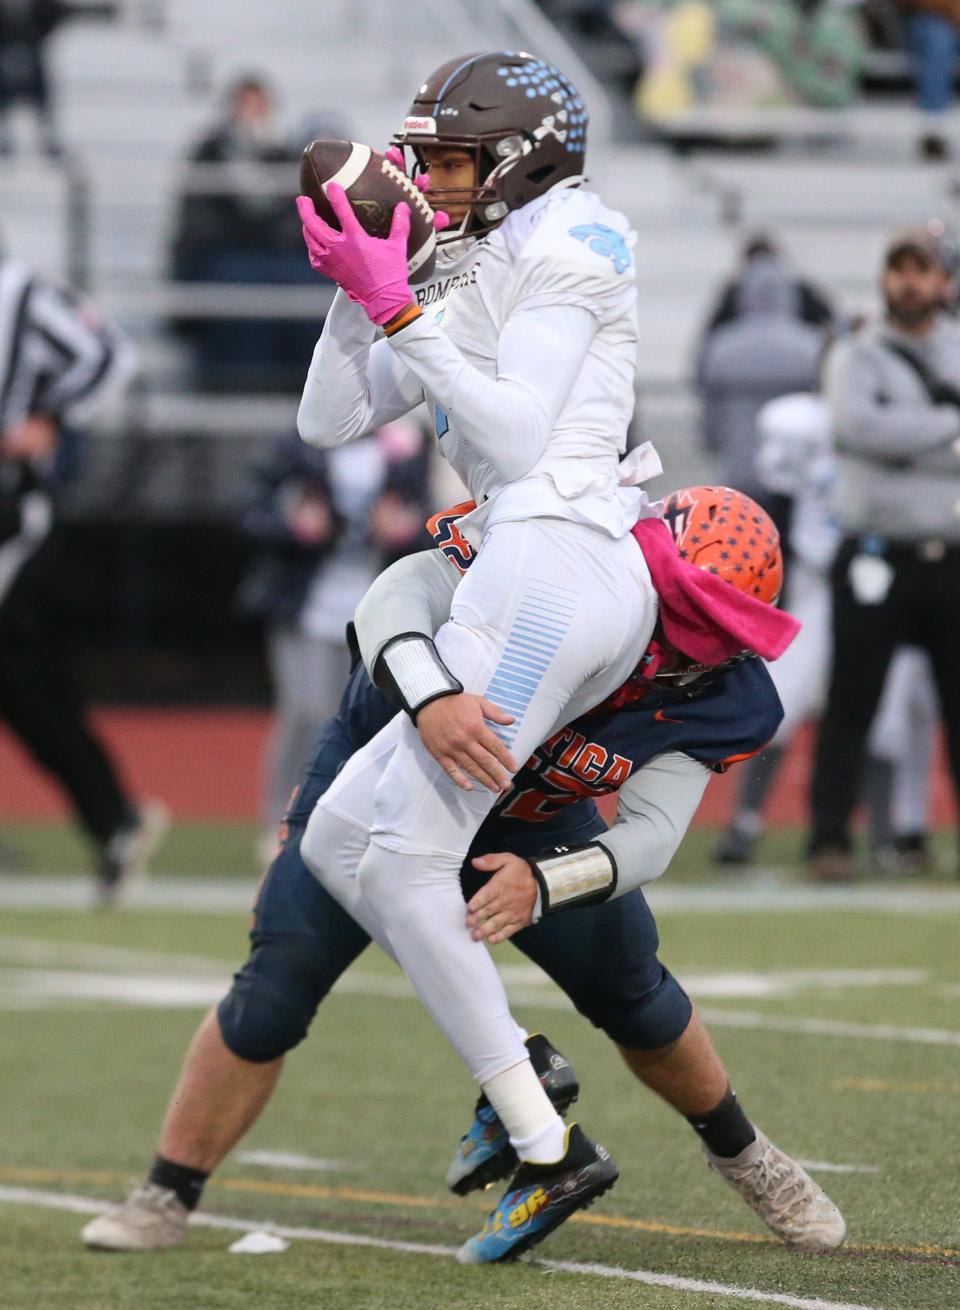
top-left (216, 1175), bottom-right (778, 1246)
top-left (1, 1165), bottom-right (956, 1262)
top-left (833, 1077), bottom-right (960, 1095)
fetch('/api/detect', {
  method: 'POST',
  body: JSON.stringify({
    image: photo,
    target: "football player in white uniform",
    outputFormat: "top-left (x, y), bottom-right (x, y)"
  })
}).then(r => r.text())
top-left (295, 52), bottom-right (660, 1260)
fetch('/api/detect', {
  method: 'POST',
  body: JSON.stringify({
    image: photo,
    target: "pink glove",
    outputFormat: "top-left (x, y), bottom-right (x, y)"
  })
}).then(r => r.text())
top-left (297, 186), bottom-right (415, 325)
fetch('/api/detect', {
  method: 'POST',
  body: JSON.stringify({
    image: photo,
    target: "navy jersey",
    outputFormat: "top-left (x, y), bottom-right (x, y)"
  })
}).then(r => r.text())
top-left (303, 656), bottom-right (782, 855)
top-left (489, 657), bottom-right (782, 833)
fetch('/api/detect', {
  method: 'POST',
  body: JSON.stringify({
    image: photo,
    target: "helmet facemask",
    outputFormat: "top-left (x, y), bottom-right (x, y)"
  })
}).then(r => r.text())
top-left (399, 137), bottom-right (511, 242)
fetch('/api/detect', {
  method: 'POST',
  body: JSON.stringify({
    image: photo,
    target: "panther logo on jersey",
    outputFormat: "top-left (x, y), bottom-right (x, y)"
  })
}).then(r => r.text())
top-left (568, 222), bottom-right (632, 274)
top-left (425, 500), bottom-right (477, 574)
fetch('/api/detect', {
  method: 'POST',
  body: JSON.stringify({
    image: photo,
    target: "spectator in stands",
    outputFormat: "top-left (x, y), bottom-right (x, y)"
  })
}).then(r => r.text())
top-left (0, 251), bottom-right (167, 904)
top-left (627, 0), bottom-right (865, 118)
top-left (169, 73), bottom-right (319, 392)
top-left (695, 245), bottom-right (826, 501)
top-left (0, 0), bottom-right (66, 157)
top-left (722, 0), bottom-right (866, 108)
top-left (897, 0), bottom-right (960, 160)
top-left (809, 227), bottom-right (960, 880)
top-left (238, 419), bottom-right (429, 855)
top-left (703, 235), bottom-right (834, 335)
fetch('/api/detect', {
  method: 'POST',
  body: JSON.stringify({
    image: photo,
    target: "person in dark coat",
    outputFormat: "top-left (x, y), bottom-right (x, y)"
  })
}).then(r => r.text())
top-left (0, 0), bottom-right (68, 156)
top-left (169, 74), bottom-right (323, 391)
top-left (696, 252), bottom-right (826, 503)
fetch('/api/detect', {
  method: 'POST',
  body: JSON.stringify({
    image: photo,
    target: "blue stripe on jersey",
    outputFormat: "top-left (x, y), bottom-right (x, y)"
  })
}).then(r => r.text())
top-left (485, 581), bottom-right (579, 747)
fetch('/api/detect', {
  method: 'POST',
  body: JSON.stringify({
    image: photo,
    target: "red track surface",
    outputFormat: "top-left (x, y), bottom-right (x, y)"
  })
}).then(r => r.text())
top-left (0, 711), bottom-right (954, 826)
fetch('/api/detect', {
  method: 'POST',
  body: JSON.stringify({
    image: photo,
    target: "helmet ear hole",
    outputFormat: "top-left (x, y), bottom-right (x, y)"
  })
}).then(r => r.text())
top-left (477, 144), bottom-right (498, 184)
top-left (527, 163), bottom-right (557, 186)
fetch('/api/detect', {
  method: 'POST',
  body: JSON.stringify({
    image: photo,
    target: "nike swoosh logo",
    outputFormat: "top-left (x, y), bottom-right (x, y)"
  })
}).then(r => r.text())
top-left (654, 709), bottom-right (683, 724)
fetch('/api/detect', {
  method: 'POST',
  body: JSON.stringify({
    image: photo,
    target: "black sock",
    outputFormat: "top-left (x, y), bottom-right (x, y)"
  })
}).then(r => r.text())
top-left (148, 1154), bottom-right (209, 1212)
top-left (686, 1087), bottom-right (756, 1159)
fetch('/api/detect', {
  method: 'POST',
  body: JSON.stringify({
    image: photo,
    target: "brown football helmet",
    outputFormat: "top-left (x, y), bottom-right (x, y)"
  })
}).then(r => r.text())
top-left (392, 50), bottom-right (588, 240)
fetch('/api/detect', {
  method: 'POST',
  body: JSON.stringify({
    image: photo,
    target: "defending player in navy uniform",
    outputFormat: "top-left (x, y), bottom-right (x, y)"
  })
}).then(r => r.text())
top-left (82, 488), bottom-right (846, 1261)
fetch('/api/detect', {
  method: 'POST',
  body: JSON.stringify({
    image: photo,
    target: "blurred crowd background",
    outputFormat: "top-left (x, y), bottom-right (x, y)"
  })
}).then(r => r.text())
top-left (3, 0), bottom-right (960, 884)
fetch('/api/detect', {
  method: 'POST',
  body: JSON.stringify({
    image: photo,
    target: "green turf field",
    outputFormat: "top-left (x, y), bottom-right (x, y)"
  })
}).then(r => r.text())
top-left (1, 821), bottom-right (958, 1309)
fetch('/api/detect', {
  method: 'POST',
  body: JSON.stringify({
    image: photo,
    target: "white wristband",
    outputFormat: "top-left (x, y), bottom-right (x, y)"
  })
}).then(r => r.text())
top-left (529, 843), bottom-right (617, 915)
top-left (376, 634), bottom-right (462, 720)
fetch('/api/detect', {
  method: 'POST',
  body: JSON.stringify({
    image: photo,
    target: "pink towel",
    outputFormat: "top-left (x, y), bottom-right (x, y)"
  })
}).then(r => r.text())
top-left (631, 518), bottom-right (800, 665)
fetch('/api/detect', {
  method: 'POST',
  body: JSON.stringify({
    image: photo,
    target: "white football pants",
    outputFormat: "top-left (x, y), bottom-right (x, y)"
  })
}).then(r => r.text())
top-left (303, 517), bottom-right (656, 1086)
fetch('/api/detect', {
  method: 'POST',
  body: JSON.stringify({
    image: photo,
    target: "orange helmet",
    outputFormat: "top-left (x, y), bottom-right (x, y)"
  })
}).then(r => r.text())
top-left (660, 485), bottom-right (783, 605)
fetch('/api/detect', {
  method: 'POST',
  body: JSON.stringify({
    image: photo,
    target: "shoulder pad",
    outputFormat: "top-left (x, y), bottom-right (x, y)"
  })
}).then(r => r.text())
top-left (504, 189), bottom-right (636, 282)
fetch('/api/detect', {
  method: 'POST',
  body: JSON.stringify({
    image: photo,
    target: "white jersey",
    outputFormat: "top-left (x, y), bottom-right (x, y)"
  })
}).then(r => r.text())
top-left (755, 392), bottom-right (839, 573)
top-left (298, 186), bottom-right (645, 544)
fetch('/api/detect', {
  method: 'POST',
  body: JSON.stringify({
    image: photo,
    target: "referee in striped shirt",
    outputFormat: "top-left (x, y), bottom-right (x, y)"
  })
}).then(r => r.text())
top-left (0, 252), bottom-right (165, 903)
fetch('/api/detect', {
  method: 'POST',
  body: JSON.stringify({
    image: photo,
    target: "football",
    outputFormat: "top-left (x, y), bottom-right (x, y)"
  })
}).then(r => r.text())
top-left (299, 139), bottom-right (437, 284)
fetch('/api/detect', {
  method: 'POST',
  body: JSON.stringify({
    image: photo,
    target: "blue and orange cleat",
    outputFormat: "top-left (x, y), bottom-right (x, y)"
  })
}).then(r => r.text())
top-left (456, 1123), bottom-right (619, 1264)
top-left (445, 1034), bottom-right (579, 1196)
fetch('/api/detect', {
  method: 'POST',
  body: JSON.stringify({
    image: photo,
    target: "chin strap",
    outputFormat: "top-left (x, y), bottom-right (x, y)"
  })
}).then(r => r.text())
top-left (529, 842), bottom-right (618, 921)
top-left (372, 633), bottom-right (463, 722)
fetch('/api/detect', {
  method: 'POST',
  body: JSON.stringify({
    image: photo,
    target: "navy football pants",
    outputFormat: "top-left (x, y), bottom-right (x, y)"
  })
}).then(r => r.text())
top-left (219, 733), bottom-right (692, 1063)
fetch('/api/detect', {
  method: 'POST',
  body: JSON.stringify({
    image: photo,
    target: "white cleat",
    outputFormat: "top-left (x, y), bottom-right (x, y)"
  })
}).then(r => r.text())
top-left (81, 1182), bottom-right (189, 1251)
top-left (97, 801), bottom-right (170, 908)
top-left (705, 1130), bottom-right (847, 1250)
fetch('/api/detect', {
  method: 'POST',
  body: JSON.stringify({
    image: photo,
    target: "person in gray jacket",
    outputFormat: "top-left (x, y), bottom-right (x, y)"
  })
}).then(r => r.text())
top-left (808, 226), bottom-right (960, 880)
top-left (696, 252), bottom-right (826, 503)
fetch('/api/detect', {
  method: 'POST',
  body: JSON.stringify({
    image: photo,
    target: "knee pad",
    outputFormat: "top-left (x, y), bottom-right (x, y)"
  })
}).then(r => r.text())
top-left (587, 963), bottom-right (693, 1051)
top-left (217, 938), bottom-right (332, 1063)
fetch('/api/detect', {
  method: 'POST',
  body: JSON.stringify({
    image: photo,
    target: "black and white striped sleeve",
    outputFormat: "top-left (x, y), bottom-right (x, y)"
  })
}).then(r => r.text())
top-left (25, 282), bottom-right (134, 423)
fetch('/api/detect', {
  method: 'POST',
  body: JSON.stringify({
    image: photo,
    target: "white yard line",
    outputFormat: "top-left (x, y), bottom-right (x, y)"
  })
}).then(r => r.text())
top-left (5, 969), bottom-right (957, 1050)
top-left (0, 1185), bottom-right (886, 1310)
top-left (0, 942), bottom-right (948, 1045)
top-left (0, 966), bottom-right (939, 1021)
top-left (0, 877), bottom-right (254, 913)
top-left (0, 968), bottom-right (228, 1008)
top-left (646, 883), bottom-right (960, 916)
top-left (667, 969), bottom-right (927, 999)
top-left (698, 1008), bottom-right (960, 1048)
top-left (2, 875), bottom-right (960, 915)
top-left (0, 935), bottom-right (228, 975)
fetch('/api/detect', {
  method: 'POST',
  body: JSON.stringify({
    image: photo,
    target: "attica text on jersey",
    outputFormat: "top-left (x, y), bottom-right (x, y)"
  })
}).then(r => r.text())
top-left (498, 725), bottom-right (634, 823)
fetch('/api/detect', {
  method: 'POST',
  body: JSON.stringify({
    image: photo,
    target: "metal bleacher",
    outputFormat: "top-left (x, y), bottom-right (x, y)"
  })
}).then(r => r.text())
top-left (3, 0), bottom-right (959, 500)
top-left (2, 0), bottom-right (607, 390)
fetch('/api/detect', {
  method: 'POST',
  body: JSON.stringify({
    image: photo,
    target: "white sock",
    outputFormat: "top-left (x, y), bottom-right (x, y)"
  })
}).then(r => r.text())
top-left (482, 1061), bottom-right (567, 1163)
